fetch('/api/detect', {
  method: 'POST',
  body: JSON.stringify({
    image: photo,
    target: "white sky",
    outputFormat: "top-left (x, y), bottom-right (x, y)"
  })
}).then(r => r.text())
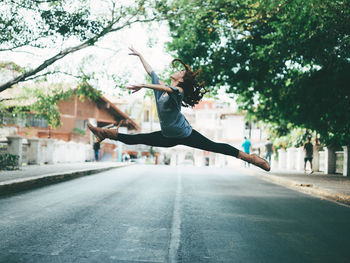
top-left (0, 21), bottom-right (171, 91)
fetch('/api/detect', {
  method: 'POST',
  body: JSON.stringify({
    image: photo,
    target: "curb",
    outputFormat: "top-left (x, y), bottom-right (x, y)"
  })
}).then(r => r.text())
top-left (241, 168), bottom-right (350, 206)
top-left (0, 164), bottom-right (130, 196)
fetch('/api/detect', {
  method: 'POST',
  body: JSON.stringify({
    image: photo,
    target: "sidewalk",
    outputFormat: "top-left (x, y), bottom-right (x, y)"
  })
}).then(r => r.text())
top-left (0, 162), bottom-right (130, 195)
top-left (245, 167), bottom-right (350, 206)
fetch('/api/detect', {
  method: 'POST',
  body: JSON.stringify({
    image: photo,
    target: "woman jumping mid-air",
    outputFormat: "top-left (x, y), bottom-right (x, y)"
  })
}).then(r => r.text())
top-left (87, 47), bottom-right (270, 171)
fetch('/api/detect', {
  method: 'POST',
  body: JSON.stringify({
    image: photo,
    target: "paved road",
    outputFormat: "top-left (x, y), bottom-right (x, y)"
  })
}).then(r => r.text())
top-left (1, 165), bottom-right (350, 263)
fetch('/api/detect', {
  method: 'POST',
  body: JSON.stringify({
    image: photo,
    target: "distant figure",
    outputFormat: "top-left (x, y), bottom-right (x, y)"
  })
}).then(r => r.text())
top-left (242, 137), bottom-right (252, 167)
top-left (304, 137), bottom-right (313, 174)
top-left (122, 152), bottom-right (130, 162)
top-left (265, 138), bottom-right (274, 165)
top-left (93, 139), bottom-right (100, 162)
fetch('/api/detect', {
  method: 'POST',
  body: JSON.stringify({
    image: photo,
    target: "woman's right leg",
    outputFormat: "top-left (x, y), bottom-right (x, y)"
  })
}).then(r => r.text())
top-left (88, 123), bottom-right (177, 148)
top-left (117, 131), bottom-right (178, 148)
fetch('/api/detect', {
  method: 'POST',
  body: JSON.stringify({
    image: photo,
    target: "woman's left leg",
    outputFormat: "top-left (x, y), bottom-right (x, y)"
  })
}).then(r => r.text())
top-left (181, 130), bottom-right (270, 171)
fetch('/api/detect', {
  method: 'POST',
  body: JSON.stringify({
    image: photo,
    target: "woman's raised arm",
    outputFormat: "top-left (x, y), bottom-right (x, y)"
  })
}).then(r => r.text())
top-left (127, 83), bottom-right (178, 94)
top-left (129, 46), bottom-right (152, 76)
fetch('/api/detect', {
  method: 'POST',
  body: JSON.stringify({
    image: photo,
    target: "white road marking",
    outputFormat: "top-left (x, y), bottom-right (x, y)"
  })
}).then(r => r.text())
top-left (168, 168), bottom-right (182, 263)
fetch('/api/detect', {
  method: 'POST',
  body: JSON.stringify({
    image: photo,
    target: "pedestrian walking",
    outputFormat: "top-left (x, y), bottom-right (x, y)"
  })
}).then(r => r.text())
top-left (242, 137), bottom-right (252, 167)
top-left (304, 137), bottom-right (313, 174)
top-left (93, 139), bottom-right (100, 162)
top-left (88, 47), bottom-right (270, 171)
top-left (265, 138), bottom-right (274, 165)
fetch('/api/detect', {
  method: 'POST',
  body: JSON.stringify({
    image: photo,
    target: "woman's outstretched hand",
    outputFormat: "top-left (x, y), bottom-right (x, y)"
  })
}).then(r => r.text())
top-left (128, 46), bottom-right (141, 57)
top-left (127, 84), bottom-right (144, 93)
top-left (128, 46), bottom-right (152, 76)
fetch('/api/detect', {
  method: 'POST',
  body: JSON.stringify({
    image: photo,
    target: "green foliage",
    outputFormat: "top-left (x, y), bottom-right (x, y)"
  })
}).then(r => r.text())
top-left (0, 62), bottom-right (24, 73)
top-left (110, 74), bottom-right (130, 97)
top-left (0, 154), bottom-right (19, 170)
top-left (72, 127), bottom-right (86, 136)
top-left (75, 75), bottom-right (102, 102)
top-left (30, 88), bottom-right (64, 128)
top-left (162, 0), bottom-right (350, 146)
top-left (265, 123), bottom-right (314, 149)
top-left (0, 0), bottom-right (105, 50)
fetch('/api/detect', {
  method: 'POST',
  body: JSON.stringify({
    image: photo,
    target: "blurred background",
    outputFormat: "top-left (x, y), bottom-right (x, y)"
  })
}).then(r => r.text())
top-left (1, 0), bottom-right (349, 175)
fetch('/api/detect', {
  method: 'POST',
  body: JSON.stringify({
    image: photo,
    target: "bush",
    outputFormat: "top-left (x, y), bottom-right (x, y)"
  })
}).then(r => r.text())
top-left (0, 154), bottom-right (19, 170)
top-left (72, 127), bottom-right (86, 136)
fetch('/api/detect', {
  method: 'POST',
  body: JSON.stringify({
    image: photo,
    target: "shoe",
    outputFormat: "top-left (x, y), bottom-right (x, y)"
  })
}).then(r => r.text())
top-left (249, 154), bottom-right (271, 171)
top-left (310, 171), bottom-right (314, 174)
top-left (238, 152), bottom-right (270, 172)
top-left (87, 121), bottom-right (122, 142)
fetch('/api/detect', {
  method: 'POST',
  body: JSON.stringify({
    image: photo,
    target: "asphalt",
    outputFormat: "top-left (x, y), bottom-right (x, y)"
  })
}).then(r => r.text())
top-left (1, 162), bottom-right (350, 205)
top-left (1, 165), bottom-right (350, 262)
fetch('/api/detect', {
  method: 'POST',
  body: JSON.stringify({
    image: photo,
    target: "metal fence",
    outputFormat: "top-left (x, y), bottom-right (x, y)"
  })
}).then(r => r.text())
top-left (0, 113), bottom-right (48, 128)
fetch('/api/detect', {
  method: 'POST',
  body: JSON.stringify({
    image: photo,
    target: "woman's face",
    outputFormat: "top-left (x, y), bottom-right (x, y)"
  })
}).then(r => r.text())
top-left (171, 70), bottom-right (185, 82)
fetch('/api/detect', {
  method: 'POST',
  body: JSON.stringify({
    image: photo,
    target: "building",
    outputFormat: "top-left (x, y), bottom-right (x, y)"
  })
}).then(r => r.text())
top-left (0, 82), bottom-right (140, 159)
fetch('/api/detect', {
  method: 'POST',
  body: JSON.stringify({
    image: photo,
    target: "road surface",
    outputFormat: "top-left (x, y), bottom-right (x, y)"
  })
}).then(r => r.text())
top-left (0, 165), bottom-right (349, 262)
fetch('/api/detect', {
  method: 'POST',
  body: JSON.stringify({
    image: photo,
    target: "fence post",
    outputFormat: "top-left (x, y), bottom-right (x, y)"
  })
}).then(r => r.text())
top-left (7, 136), bottom-right (23, 167)
top-left (278, 149), bottom-right (287, 169)
top-left (342, 146), bottom-right (349, 177)
top-left (325, 146), bottom-right (336, 174)
top-left (296, 147), bottom-right (304, 171)
top-left (313, 146), bottom-right (320, 172)
top-left (286, 148), bottom-right (296, 170)
top-left (28, 138), bottom-right (41, 165)
top-left (43, 139), bottom-right (55, 164)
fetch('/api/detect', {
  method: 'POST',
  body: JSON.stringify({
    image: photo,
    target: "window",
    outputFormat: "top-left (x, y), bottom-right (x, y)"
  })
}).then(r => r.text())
top-left (75, 119), bottom-right (87, 130)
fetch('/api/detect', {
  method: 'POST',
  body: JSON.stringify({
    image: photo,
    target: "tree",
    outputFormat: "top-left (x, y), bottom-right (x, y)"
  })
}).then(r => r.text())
top-left (162, 0), bottom-right (350, 145)
top-left (0, 0), bottom-right (160, 92)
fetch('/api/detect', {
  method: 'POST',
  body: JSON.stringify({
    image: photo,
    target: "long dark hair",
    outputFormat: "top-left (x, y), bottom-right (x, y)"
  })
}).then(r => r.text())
top-left (171, 59), bottom-right (208, 107)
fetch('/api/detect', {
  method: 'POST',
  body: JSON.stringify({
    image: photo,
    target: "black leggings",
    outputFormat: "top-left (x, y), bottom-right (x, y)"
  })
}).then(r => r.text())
top-left (118, 129), bottom-right (239, 158)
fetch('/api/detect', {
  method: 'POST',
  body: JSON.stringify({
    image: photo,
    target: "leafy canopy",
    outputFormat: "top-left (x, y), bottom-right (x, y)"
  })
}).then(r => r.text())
top-left (162, 0), bottom-right (350, 146)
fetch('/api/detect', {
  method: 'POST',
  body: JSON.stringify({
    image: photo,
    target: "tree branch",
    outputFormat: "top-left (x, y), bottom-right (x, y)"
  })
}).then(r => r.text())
top-left (25, 70), bottom-right (82, 81)
top-left (0, 15), bottom-right (158, 93)
top-left (0, 36), bottom-right (46, 52)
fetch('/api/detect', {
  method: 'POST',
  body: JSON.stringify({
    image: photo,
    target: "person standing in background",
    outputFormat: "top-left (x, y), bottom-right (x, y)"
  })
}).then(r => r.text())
top-left (93, 138), bottom-right (100, 162)
top-left (242, 137), bottom-right (252, 167)
top-left (265, 138), bottom-right (274, 165)
top-left (304, 137), bottom-right (313, 174)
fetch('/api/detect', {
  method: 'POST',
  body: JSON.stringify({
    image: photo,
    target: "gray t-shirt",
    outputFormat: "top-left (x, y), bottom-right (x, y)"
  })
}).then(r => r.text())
top-left (265, 141), bottom-right (273, 153)
top-left (151, 71), bottom-right (192, 138)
